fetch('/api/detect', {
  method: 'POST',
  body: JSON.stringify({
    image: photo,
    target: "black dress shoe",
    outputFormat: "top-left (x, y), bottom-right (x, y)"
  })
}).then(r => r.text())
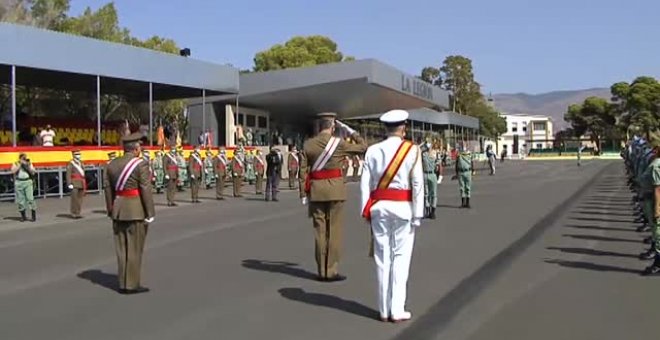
top-left (119, 287), bottom-right (150, 295)
top-left (641, 265), bottom-right (660, 276)
top-left (324, 274), bottom-right (347, 282)
top-left (639, 249), bottom-right (656, 260)
top-left (637, 224), bottom-right (649, 232)
top-left (644, 236), bottom-right (653, 244)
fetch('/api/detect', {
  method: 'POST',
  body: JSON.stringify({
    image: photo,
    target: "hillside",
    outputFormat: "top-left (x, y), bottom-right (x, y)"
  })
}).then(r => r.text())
top-left (492, 88), bottom-right (611, 131)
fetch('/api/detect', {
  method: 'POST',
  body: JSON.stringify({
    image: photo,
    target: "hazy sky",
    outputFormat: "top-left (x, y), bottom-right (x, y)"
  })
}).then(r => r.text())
top-left (70, 0), bottom-right (659, 94)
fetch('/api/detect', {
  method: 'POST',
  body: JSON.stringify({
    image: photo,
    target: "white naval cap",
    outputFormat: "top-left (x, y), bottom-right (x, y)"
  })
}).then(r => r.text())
top-left (379, 109), bottom-right (409, 125)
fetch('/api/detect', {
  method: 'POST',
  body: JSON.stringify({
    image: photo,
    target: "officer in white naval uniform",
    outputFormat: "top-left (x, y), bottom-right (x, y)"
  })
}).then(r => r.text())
top-left (360, 109), bottom-right (424, 323)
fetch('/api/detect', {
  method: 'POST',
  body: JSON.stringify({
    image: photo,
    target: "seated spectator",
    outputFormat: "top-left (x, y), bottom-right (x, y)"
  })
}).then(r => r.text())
top-left (40, 125), bottom-right (56, 147)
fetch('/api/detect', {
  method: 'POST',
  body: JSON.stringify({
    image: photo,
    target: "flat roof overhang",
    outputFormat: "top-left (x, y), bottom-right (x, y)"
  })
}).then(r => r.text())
top-left (192, 59), bottom-right (450, 120)
top-left (348, 107), bottom-right (480, 130)
top-left (0, 23), bottom-right (239, 100)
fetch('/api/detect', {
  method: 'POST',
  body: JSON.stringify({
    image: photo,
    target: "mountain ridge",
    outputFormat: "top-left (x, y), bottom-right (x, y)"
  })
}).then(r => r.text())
top-left (491, 87), bottom-right (611, 131)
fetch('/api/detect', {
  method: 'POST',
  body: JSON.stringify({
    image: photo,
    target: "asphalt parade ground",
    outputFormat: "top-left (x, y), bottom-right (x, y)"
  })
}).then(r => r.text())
top-left (0, 159), bottom-right (651, 340)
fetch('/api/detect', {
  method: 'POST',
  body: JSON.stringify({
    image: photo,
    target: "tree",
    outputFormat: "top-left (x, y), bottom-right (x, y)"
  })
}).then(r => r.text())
top-left (419, 66), bottom-right (441, 86)
top-left (564, 96), bottom-right (616, 154)
top-left (610, 76), bottom-right (660, 139)
top-left (253, 35), bottom-right (353, 72)
top-left (439, 55), bottom-right (482, 114)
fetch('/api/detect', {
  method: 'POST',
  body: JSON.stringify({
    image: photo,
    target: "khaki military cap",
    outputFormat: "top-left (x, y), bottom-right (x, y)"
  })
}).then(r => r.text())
top-left (122, 132), bottom-right (144, 144)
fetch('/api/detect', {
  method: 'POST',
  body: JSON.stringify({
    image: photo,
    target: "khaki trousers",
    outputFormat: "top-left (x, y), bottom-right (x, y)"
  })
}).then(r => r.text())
top-left (113, 221), bottom-right (148, 290)
top-left (216, 176), bottom-right (225, 199)
top-left (310, 201), bottom-right (344, 278)
top-left (166, 178), bottom-right (177, 204)
top-left (233, 176), bottom-right (243, 197)
top-left (255, 174), bottom-right (264, 194)
top-left (190, 177), bottom-right (200, 201)
top-left (70, 188), bottom-right (83, 217)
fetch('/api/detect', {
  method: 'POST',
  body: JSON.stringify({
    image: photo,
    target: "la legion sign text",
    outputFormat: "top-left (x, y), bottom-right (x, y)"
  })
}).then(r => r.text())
top-left (401, 75), bottom-right (434, 101)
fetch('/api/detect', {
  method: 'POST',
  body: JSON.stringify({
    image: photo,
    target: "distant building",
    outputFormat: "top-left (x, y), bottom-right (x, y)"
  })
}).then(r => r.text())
top-left (494, 113), bottom-right (554, 157)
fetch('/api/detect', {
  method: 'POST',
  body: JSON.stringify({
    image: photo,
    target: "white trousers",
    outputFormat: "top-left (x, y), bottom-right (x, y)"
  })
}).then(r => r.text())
top-left (371, 217), bottom-right (416, 318)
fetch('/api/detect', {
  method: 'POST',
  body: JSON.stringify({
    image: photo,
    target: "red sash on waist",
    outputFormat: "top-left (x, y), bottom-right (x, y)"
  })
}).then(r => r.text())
top-left (369, 188), bottom-right (412, 201)
top-left (304, 168), bottom-right (342, 193)
top-left (71, 173), bottom-right (87, 192)
top-left (116, 189), bottom-right (139, 197)
top-left (167, 165), bottom-right (178, 170)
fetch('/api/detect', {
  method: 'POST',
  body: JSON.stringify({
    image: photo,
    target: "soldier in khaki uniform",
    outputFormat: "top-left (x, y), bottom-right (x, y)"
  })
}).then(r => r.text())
top-left (163, 146), bottom-right (179, 206)
top-left (66, 149), bottom-right (86, 219)
top-left (254, 149), bottom-right (265, 195)
top-left (103, 132), bottom-right (155, 294)
top-left (213, 148), bottom-right (228, 200)
top-left (288, 146), bottom-right (300, 189)
top-left (231, 148), bottom-right (245, 197)
top-left (352, 154), bottom-right (361, 182)
top-left (299, 112), bottom-right (367, 281)
top-left (188, 147), bottom-right (203, 203)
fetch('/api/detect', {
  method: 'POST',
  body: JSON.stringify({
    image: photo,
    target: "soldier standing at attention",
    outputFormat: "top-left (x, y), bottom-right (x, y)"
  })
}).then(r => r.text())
top-left (188, 147), bottom-right (203, 203)
top-left (299, 112), bottom-right (367, 282)
top-left (163, 146), bottom-right (179, 206)
top-left (232, 148), bottom-right (245, 197)
top-left (213, 148), bottom-right (228, 200)
top-left (254, 149), bottom-right (265, 195)
top-left (360, 109), bottom-right (423, 323)
top-left (66, 149), bottom-right (86, 219)
top-left (103, 132), bottom-right (155, 294)
top-left (641, 133), bottom-right (660, 275)
top-left (455, 143), bottom-right (475, 208)
top-left (11, 153), bottom-right (37, 222)
top-left (153, 151), bottom-right (165, 194)
top-left (204, 150), bottom-right (215, 189)
top-left (288, 145), bottom-right (300, 189)
top-left (176, 149), bottom-right (187, 191)
top-left (265, 147), bottom-right (282, 201)
top-left (352, 154), bottom-right (361, 182)
top-left (421, 142), bottom-right (438, 219)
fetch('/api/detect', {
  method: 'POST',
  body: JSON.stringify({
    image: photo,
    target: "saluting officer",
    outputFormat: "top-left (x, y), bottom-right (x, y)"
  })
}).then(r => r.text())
top-left (103, 132), bottom-right (155, 294)
top-left (232, 147), bottom-right (245, 197)
top-left (66, 149), bottom-right (86, 219)
top-left (11, 153), bottom-right (37, 222)
top-left (299, 112), bottom-right (367, 281)
top-left (213, 148), bottom-right (228, 200)
top-left (189, 147), bottom-right (203, 203)
top-left (163, 146), bottom-right (179, 206)
top-left (254, 149), bottom-right (265, 195)
top-left (288, 145), bottom-right (300, 189)
top-left (360, 109), bottom-right (423, 323)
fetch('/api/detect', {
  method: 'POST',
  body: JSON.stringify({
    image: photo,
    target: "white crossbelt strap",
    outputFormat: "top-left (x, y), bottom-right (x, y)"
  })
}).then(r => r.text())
top-left (166, 154), bottom-right (177, 164)
top-left (312, 137), bottom-right (340, 172)
top-left (71, 161), bottom-right (85, 176)
top-left (116, 158), bottom-right (143, 191)
top-left (291, 154), bottom-right (299, 164)
top-left (234, 157), bottom-right (243, 168)
top-left (192, 154), bottom-right (203, 167)
top-left (217, 156), bottom-right (227, 165)
top-left (256, 157), bottom-right (264, 166)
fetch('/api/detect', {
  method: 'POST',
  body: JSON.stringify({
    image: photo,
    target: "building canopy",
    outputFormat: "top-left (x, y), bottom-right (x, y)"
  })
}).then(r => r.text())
top-left (348, 107), bottom-right (480, 130)
top-left (0, 23), bottom-right (239, 100)
top-left (196, 59), bottom-right (450, 121)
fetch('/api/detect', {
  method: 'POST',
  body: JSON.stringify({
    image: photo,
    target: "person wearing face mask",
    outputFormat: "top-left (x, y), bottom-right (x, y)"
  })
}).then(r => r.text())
top-left (421, 142), bottom-right (438, 219)
top-left (163, 146), bottom-right (179, 206)
top-left (188, 147), bottom-right (203, 203)
top-left (103, 132), bottom-right (155, 294)
top-left (66, 149), bottom-right (86, 219)
top-left (11, 153), bottom-right (37, 222)
top-left (213, 148), bottom-right (228, 200)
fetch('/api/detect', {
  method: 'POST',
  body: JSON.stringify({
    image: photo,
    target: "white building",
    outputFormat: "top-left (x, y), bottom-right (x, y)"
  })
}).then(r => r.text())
top-left (491, 114), bottom-right (554, 157)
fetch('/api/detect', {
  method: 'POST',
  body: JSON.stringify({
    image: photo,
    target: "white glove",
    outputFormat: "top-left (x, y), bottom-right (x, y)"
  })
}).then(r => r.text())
top-left (144, 217), bottom-right (154, 224)
top-left (205, 170), bottom-right (208, 174)
top-left (191, 175), bottom-right (195, 179)
top-left (68, 184), bottom-right (73, 190)
top-left (165, 175), bottom-right (170, 180)
top-left (437, 175), bottom-right (443, 184)
top-left (335, 120), bottom-right (356, 135)
top-left (411, 218), bottom-right (421, 227)
top-left (301, 197), bottom-right (308, 205)
top-left (215, 174), bottom-right (219, 178)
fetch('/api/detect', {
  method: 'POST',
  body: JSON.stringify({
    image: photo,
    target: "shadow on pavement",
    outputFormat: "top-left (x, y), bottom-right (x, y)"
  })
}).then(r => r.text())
top-left (547, 246), bottom-right (638, 259)
top-left (571, 216), bottom-right (633, 224)
top-left (562, 234), bottom-right (639, 243)
top-left (564, 224), bottom-right (635, 233)
top-left (77, 269), bottom-right (119, 292)
top-left (92, 210), bottom-right (108, 215)
top-left (278, 288), bottom-right (379, 320)
top-left (3, 216), bottom-right (22, 221)
top-left (544, 259), bottom-right (640, 274)
top-left (571, 210), bottom-right (634, 218)
top-left (437, 204), bottom-right (463, 209)
top-left (55, 213), bottom-right (75, 219)
top-left (242, 259), bottom-right (318, 281)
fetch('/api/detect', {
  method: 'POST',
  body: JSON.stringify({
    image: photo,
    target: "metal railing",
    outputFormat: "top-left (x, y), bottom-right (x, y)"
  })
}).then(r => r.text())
top-left (0, 165), bottom-right (102, 202)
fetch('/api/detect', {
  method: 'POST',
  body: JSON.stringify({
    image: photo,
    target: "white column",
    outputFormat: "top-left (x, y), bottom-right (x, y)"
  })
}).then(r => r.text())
top-left (149, 82), bottom-right (153, 146)
top-left (11, 65), bottom-right (16, 147)
top-left (96, 75), bottom-right (101, 146)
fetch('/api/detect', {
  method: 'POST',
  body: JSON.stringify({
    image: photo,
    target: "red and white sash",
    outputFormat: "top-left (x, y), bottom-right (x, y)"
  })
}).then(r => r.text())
top-left (312, 137), bottom-right (340, 172)
top-left (116, 158), bottom-right (143, 192)
top-left (192, 154), bottom-right (203, 168)
top-left (70, 161), bottom-right (85, 177)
